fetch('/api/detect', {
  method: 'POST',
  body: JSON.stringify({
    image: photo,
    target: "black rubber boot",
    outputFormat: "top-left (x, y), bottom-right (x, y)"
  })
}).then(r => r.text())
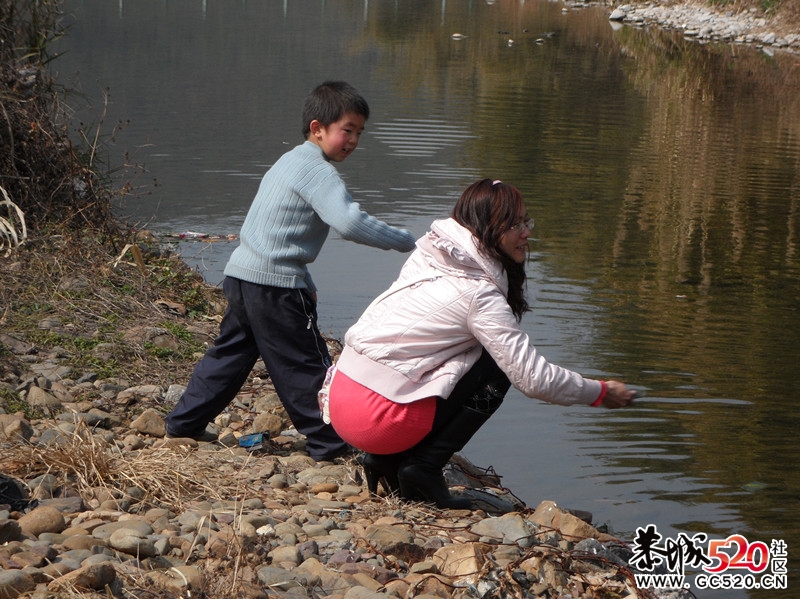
top-left (397, 404), bottom-right (493, 509)
top-left (359, 453), bottom-right (402, 496)
top-left (398, 350), bottom-right (509, 510)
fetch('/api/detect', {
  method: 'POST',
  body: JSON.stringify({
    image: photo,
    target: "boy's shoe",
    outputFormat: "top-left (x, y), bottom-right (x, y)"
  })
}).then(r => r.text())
top-left (165, 427), bottom-right (218, 443)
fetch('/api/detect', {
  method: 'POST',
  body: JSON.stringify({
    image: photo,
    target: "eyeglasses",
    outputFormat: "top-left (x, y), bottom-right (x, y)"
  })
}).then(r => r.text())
top-left (507, 217), bottom-right (534, 234)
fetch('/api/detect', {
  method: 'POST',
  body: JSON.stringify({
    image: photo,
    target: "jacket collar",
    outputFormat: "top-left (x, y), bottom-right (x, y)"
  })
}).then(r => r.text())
top-left (418, 218), bottom-right (509, 296)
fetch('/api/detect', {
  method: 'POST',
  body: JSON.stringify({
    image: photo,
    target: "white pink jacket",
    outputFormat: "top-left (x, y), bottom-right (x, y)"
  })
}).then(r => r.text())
top-left (336, 218), bottom-right (603, 406)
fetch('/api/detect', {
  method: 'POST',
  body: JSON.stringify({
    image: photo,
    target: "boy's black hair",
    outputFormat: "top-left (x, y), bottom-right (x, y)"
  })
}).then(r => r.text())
top-left (302, 81), bottom-right (370, 139)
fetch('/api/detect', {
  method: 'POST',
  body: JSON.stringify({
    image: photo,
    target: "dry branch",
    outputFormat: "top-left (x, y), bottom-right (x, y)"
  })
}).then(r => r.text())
top-left (0, 185), bottom-right (27, 255)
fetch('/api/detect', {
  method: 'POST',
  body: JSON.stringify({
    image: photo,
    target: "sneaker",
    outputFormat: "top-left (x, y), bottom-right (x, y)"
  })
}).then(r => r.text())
top-left (165, 427), bottom-right (218, 443)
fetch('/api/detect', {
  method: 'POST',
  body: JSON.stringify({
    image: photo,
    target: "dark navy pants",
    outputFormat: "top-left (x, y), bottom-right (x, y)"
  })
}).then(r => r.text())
top-left (165, 277), bottom-right (346, 461)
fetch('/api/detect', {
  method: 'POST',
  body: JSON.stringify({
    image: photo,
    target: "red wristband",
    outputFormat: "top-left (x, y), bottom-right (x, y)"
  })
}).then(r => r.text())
top-left (591, 381), bottom-right (607, 407)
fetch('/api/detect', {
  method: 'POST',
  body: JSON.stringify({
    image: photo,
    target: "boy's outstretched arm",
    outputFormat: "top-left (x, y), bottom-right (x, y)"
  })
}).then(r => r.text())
top-left (310, 174), bottom-right (416, 252)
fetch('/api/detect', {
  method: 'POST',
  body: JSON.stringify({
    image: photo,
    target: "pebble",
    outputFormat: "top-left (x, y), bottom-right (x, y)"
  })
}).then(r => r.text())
top-left (2, 307), bottom-right (692, 598)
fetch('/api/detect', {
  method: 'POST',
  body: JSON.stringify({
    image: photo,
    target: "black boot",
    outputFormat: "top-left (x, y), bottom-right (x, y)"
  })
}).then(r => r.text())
top-left (397, 404), bottom-right (493, 509)
top-left (359, 453), bottom-right (402, 496)
top-left (399, 350), bottom-right (509, 510)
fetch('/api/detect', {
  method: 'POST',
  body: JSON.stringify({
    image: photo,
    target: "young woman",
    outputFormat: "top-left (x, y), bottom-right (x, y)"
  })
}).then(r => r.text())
top-left (327, 179), bottom-right (636, 508)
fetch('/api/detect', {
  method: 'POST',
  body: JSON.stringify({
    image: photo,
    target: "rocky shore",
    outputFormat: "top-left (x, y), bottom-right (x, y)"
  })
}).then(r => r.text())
top-left (0, 245), bottom-right (691, 599)
top-left (604, 0), bottom-right (800, 53)
top-left (10, 2), bottom-right (788, 596)
top-left (5, 0), bottom-right (799, 595)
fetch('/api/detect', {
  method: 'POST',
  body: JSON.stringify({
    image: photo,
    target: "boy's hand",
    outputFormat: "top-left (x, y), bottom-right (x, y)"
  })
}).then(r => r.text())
top-left (602, 381), bottom-right (637, 409)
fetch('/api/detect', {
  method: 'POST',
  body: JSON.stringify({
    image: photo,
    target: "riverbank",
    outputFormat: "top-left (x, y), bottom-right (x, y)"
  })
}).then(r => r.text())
top-left (603, 0), bottom-right (800, 52)
top-left (7, 1), bottom-right (792, 597)
top-left (0, 234), bottom-right (695, 599)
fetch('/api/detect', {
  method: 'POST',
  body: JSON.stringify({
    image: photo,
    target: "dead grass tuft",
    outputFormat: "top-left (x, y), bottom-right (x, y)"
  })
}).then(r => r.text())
top-left (0, 423), bottom-right (250, 510)
top-left (0, 231), bottom-right (224, 391)
top-left (0, 185), bottom-right (27, 256)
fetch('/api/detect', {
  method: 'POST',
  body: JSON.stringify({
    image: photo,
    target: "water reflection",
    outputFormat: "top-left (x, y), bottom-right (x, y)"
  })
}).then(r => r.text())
top-left (56, 1), bottom-right (799, 596)
top-left (371, 118), bottom-right (477, 157)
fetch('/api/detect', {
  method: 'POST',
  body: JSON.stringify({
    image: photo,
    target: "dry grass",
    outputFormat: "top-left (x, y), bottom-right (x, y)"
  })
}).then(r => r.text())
top-left (0, 425), bottom-right (654, 599)
top-left (0, 230), bottom-right (225, 396)
top-left (0, 422), bottom-right (252, 510)
top-left (0, 433), bottom-right (392, 598)
top-left (1, 0), bottom-right (125, 242)
top-left (0, 185), bottom-right (27, 256)
top-left (0, 423), bottom-right (296, 598)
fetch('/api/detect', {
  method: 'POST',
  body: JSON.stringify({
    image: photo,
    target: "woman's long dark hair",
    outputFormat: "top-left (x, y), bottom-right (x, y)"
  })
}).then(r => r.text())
top-left (451, 179), bottom-right (530, 321)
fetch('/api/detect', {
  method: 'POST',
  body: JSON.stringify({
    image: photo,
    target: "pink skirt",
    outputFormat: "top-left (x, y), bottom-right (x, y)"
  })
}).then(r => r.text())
top-left (328, 370), bottom-right (436, 455)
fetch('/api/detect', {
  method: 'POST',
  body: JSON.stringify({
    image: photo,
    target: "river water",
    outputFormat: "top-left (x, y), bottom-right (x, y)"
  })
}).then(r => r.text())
top-left (54, 1), bottom-right (800, 596)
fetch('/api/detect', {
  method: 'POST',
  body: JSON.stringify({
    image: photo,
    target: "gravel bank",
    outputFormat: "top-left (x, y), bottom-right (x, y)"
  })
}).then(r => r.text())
top-left (602, 0), bottom-right (800, 53)
top-left (1, 323), bottom-right (688, 599)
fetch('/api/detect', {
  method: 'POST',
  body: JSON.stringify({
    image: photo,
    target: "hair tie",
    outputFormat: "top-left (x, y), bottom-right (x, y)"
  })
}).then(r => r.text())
top-left (492, 180), bottom-right (502, 185)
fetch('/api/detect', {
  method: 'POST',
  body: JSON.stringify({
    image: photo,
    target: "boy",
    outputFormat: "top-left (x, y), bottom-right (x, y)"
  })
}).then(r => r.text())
top-left (165, 81), bottom-right (416, 461)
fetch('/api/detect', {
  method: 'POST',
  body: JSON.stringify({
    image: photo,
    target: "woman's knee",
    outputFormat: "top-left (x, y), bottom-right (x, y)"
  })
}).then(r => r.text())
top-left (464, 382), bottom-right (506, 415)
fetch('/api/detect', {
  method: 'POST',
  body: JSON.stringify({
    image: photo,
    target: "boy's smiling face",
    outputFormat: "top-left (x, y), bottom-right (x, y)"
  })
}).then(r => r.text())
top-left (308, 111), bottom-right (366, 162)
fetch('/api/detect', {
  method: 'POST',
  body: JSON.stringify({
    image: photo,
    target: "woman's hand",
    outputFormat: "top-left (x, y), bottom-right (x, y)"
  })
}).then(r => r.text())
top-left (601, 381), bottom-right (637, 409)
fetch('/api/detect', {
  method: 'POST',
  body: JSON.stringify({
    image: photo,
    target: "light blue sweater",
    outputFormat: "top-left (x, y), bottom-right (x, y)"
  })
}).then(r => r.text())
top-left (224, 141), bottom-right (417, 292)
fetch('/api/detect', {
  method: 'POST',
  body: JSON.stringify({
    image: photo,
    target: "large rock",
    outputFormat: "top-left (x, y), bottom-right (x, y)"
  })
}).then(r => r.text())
top-left (0, 570), bottom-right (36, 599)
top-left (47, 562), bottom-right (116, 592)
top-left (130, 408), bottom-right (166, 437)
top-left (0, 519), bottom-right (21, 543)
top-left (26, 386), bottom-right (63, 410)
top-left (363, 522), bottom-right (414, 554)
top-left (0, 474), bottom-right (30, 511)
top-left (529, 500), bottom-right (602, 541)
top-left (252, 412), bottom-right (283, 438)
top-left (0, 414), bottom-right (33, 443)
top-left (17, 505), bottom-right (66, 537)
top-left (470, 512), bottom-right (536, 547)
top-left (432, 542), bottom-right (488, 581)
top-left (108, 527), bottom-right (157, 557)
top-left (143, 566), bottom-right (204, 594)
